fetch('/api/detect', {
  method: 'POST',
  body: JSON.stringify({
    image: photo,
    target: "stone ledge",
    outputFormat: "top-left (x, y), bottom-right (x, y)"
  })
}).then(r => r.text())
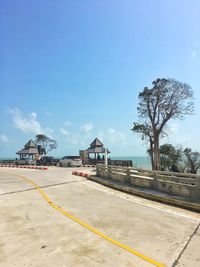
top-left (89, 175), bottom-right (200, 213)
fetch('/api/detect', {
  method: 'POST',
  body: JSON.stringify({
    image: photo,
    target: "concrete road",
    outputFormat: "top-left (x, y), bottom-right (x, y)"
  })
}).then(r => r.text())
top-left (0, 167), bottom-right (200, 267)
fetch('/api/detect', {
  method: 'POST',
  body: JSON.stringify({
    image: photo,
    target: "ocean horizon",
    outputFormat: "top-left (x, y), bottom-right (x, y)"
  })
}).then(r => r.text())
top-left (0, 155), bottom-right (151, 170)
top-left (111, 156), bottom-right (151, 170)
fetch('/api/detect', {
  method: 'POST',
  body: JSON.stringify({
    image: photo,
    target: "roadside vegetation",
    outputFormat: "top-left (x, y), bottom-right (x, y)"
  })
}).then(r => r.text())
top-left (157, 143), bottom-right (200, 174)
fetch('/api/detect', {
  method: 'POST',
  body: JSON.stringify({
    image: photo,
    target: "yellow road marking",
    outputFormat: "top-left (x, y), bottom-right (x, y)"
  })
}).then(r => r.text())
top-left (10, 173), bottom-right (166, 267)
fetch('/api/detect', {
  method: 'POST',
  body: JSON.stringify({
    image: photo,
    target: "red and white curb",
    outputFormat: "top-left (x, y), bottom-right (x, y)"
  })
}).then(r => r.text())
top-left (82, 165), bottom-right (95, 168)
top-left (0, 165), bottom-right (48, 170)
top-left (72, 171), bottom-right (90, 178)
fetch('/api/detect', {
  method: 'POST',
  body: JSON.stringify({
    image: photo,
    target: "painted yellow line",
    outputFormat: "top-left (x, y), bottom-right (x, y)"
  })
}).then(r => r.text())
top-left (12, 173), bottom-right (166, 267)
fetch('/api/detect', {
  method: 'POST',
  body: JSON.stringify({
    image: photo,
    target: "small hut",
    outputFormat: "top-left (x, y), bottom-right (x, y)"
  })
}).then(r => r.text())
top-left (80, 138), bottom-right (110, 164)
top-left (16, 139), bottom-right (39, 160)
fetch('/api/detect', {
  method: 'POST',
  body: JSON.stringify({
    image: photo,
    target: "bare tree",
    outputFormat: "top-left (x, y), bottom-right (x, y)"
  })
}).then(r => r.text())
top-left (131, 78), bottom-right (194, 170)
top-left (35, 134), bottom-right (57, 155)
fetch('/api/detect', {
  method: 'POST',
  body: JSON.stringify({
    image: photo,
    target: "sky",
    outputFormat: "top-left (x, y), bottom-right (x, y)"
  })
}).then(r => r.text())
top-left (0, 0), bottom-right (200, 158)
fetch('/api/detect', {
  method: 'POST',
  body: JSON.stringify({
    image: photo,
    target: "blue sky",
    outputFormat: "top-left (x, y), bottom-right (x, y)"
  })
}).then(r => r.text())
top-left (0, 0), bottom-right (200, 158)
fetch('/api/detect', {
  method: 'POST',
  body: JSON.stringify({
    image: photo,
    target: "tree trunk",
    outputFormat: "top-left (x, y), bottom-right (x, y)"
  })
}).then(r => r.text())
top-left (150, 141), bottom-right (154, 170)
top-left (153, 134), bottom-right (160, 170)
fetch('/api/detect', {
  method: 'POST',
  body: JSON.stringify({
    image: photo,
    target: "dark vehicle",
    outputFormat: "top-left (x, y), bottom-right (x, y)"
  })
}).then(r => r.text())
top-left (36, 156), bottom-right (54, 166)
top-left (52, 158), bottom-right (59, 166)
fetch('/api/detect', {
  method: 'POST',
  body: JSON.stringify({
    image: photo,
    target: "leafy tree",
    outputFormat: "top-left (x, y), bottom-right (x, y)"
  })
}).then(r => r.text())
top-left (131, 78), bottom-right (194, 170)
top-left (160, 144), bottom-right (182, 171)
top-left (35, 134), bottom-right (57, 155)
top-left (132, 122), bottom-right (157, 169)
top-left (183, 148), bottom-right (200, 174)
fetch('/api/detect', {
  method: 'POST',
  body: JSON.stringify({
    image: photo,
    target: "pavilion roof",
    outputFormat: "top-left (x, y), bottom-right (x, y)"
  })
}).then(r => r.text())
top-left (16, 139), bottom-right (39, 155)
top-left (16, 147), bottom-right (39, 155)
top-left (90, 138), bottom-right (103, 147)
top-left (24, 139), bottom-right (37, 148)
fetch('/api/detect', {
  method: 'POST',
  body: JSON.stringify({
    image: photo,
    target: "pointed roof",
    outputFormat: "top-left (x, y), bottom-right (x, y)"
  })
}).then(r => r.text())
top-left (90, 138), bottom-right (103, 147)
top-left (24, 139), bottom-right (36, 148)
top-left (84, 138), bottom-right (110, 154)
top-left (16, 139), bottom-right (38, 155)
top-left (16, 148), bottom-right (39, 155)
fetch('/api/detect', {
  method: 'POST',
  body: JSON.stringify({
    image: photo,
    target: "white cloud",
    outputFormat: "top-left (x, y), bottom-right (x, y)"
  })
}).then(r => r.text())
top-left (81, 122), bottom-right (94, 132)
top-left (60, 128), bottom-right (70, 136)
top-left (192, 41), bottom-right (199, 59)
top-left (8, 107), bottom-right (53, 135)
top-left (69, 133), bottom-right (82, 145)
top-left (31, 112), bottom-right (37, 119)
top-left (60, 122), bottom-right (72, 139)
top-left (61, 129), bottom-right (90, 147)
top-left (0, 134), bottom-right (9, 143)
top-left (61, 130), bottom-right (82, 145)
top-left (60, 121), bottom-right (127, 152)
top-left (64, 121), bottom-right (72, 127)
top-left (98, 128), bottom-right (127, 144)
top-left (192, 50), bottom-right (197, 59)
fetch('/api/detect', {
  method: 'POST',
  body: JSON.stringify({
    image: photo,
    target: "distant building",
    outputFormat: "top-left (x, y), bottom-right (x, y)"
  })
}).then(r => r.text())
top-left (80, 138), bottom-right (110, 164)
top-left (16, 139), bottom-right (39, 160)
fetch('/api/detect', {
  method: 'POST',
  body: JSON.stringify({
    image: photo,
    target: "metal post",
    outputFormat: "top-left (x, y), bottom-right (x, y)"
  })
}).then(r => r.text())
top-left (104, 148), bottom-right (108, 166)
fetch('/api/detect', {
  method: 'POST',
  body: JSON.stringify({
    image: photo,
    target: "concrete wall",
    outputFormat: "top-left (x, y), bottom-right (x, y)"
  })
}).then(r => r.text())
top-left (96, 164), bottom-right (200, 201)
top-left (156, 180), bottom-right (195, 198)
top-left (130, 176), bottom-right (153, 188)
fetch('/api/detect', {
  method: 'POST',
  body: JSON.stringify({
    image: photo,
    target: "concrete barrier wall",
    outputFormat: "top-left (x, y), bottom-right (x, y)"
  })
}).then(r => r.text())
top-left (111, 173), bottom-right (127, 183)
top-left (96, 164), bottom-right (200, 201)
top-left (130, 176), bottom-right (153, 188)
top-left (156, 180), bottom-right (195, 198)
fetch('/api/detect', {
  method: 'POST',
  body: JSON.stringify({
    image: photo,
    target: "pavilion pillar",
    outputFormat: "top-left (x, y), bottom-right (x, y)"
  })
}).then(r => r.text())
top-left (104, 148), bottom-right (108, 166)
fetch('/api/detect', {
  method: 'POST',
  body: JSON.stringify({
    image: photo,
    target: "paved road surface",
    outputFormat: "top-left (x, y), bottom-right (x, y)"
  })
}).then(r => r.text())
top-left (0, 167), bottom-right (200, 267)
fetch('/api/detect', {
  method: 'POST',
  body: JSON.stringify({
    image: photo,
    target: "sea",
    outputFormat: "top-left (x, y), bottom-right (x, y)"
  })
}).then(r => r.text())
top-left (111, 156), bottom-right (151, 170)
top-left (0, 156), bottom-right (151, 170)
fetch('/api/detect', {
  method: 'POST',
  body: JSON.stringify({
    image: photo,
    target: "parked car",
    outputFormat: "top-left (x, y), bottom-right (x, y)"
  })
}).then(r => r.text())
top-left (52, 158), bottom-right (60, 166)
top-left (36, 156), bottom-right (54, 166)
top-left (59, 156), bottom-right (82, 167)
top-left (15, 158), bottom-right (35, 165)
